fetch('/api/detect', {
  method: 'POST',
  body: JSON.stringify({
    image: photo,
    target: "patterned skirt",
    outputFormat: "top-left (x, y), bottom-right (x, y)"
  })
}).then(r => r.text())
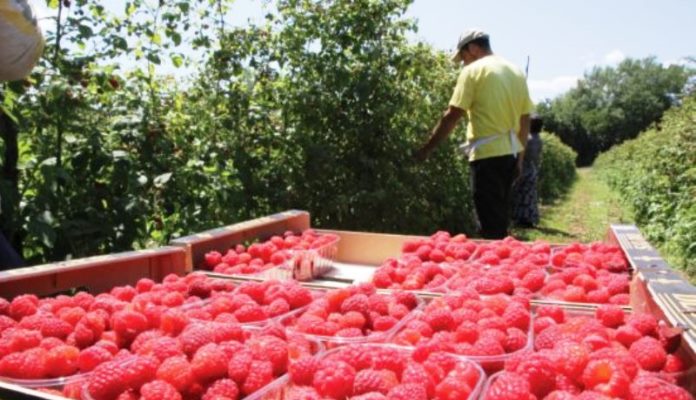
top-left (512, 165), bottom-right (540, 226)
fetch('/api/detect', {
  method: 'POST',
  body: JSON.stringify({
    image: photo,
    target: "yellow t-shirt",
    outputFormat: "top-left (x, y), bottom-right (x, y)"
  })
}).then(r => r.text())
top-left (449, 55), bottom-right (534, 161)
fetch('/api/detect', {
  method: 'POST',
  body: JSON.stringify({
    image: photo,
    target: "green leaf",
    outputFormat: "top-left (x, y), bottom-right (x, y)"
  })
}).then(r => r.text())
top-left (171, 54), bottom-right (183, 68)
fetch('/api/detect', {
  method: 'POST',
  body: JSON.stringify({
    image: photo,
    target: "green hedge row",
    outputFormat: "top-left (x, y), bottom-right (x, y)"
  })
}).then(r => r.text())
top-left (538, 132), bottom-right (578, 203)
top-left (595, 95), bottom-right (696, 278)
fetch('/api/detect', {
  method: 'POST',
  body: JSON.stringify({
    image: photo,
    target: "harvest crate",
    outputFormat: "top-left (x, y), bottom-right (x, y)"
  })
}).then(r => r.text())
top-left (0, 246), bottom-right (187, 300)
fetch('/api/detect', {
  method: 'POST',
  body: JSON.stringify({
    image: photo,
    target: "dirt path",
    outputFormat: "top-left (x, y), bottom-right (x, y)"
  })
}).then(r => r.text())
top-left (510, 167), bottom-right (631, 244)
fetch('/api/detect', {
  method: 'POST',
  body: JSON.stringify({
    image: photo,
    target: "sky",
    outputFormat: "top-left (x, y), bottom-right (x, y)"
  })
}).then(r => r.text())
top-left (33, 0), bottom-right (696, 103)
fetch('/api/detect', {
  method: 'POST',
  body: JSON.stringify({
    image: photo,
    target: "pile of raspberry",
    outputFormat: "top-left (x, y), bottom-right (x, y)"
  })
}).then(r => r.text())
top-left (484, 304), bottom-right (693, 399)
top-left (76, 323), bottom-right (316, 400)
top-left (287, 344), bottom-right (483, 400)
top-left (443, 238), bottom-right (550, 297)
top-left (372, 231), bottom-right (478, 291)
top-left (392, 292), bottom-right (531, 367)
top-left (551, 242), bottom-right (629, 273)
top-left (0, 273), bottom-right (235, 382)
top-left (203, 230), bottom-right (339, 276)
top-left (286, 284), bottom-right (420, 340)
top-left (182, 280), bottom-right (316, 324)
top-left (540, 263), bottom-right (630, 305)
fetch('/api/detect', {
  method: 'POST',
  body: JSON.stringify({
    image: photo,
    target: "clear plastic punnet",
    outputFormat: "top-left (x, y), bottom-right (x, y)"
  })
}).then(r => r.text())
top-left (0, 372), bottom-right (88, 399)
top-left (246, 343), bottom-right (486, 400)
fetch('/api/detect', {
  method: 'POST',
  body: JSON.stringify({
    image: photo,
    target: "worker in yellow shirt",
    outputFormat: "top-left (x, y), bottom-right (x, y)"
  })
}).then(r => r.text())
top-left (415, 29), bottom-right (534, 239)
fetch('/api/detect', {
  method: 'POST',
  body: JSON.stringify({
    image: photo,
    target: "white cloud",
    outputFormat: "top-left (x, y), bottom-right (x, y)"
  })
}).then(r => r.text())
top-left (603, 50), bottom-right (626, 64)
top-left (528, 75), bottom-right (580, 102)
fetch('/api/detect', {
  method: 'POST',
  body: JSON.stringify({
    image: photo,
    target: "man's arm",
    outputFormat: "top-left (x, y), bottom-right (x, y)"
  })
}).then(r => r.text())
top-left (415, 106), bottom-right (465, 160)
top-left (514, 113), bottom-right (531, 181)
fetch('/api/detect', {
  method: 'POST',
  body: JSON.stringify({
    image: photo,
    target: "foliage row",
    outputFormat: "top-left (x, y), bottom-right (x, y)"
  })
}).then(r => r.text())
top-left (595, 95), bottom-right (696, 278)
top-left (0, 0), bottom-right (577, 265)
top-left (537, 132), bottom-right (577, 204)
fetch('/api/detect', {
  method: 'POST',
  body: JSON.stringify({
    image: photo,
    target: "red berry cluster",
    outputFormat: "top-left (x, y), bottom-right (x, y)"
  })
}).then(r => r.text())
top-left (372, 231), bottom-right (478, 290)
top-left (445, 237), bottom-right (550, 297)
top-left (484, 304), bottom-right (692, 399)
top-left (541, 264), bottom-right (630, 305)
top-left (392, 293), bottom-right (531, 369)
top-left (184, 280), bottom-right (316, 325)
top-left (288, 344), bottom-right (483, 400)
top-left (551, 242), bottom-right (629, 273)
top-left (287, 284), bottom-right (420, 340)
top-left (204, 230), bottom-right (339, 276)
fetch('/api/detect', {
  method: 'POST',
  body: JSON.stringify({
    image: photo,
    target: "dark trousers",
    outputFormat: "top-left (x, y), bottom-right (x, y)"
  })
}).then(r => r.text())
top-left (470, 154), bottom-right (517, 239)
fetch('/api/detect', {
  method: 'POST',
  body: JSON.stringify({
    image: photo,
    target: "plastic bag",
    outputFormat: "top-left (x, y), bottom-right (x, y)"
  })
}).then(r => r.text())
top-left (0, 0), bottom-right (43, 81)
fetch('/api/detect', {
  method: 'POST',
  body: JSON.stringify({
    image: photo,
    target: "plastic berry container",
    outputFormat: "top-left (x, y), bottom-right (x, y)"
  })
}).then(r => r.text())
top-left (257, 234), bottom-right (340, 281)
top-left (248, 343), bottom-right (486, 400)
top-left (0, 373), bottom-right (87, 399)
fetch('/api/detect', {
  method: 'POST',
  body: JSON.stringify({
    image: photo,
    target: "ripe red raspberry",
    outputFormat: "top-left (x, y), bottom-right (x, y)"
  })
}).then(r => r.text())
top-left (663, 353), bottom-right (686, 373)
top-left (289, 355), bottom-right (321, 385)
top-left (595, 304), bottom-right (625, 328)
top-left (512, 353), bottom-right (556, 398)
top-left (130, 330), bottom-right (164, 353)
top-left (136, 336), bottom-right (185, 362)
top-left (504, 327), bottom-right (529, 353)
top-left (86, 356), bottom-right (159, 400)
top-left (140, 380), bottom-right (182, 400)
top-left (615, 324), bottom-right (642, 348)
top-left (0, 348), bottom-right (48, 379)
top-left (353, 369), bottom-right (399, 395)
top-left (9, 294), bottom-right (39, 320)
top-left (629, 375), bottom-right (692, 400)
top-left (424, 308), bottom-right (455, 331)
top-left (246, 335), bottom-right (288, 375)
top-left (40, 318), bottom-right (73, 339)
top-left (234, 303), bottom-right (267, 323)
top-left (311, 360), bottom-right (356, 399)
top-left (266, 298), bottom-right (291, 317)
top-left (393, 291), bottom-right (418, 310)
top-left (79, 345), bottom-right (115, 372)
top-left (502, 305), bottom-right (531, 331)
top-left (191, 343), bottom-right (228, 382)
top-left (373, 315), bottom-right (398, 332)
top-left (521, 269), bottom-right (546, 292)
top-left (286, 285), bottom-right (314, 309)
top-left (627, 313), bottom-right (658, 336)
top-left (179, 324), bottom-right (216, 356)
top-left (157, 356), bottom-right (195, 392)
top-left (401, 363), bottom-right (436, 397)
top-left (386, 383), bottom-right (428, 400)
top-left (44, 345), bottom-right (79, 377)
top-left (341, 294), bottom-right (370, 315)
top-left (202, 378), bottom-right (239, 400)
top-left (111, 310), bottom-right (149, 342)
top-left (581, 359), bottom-right (630, 398)
top-left (435, 374), bottom-right (473, 400)
top-left (629, 337), bottom-right (667, 371)
top-left (204, 251), bottom-right (223, 269)
top-left (536, 305), bottom-right (565, 323)
top-left (486, 371), bottom-right (532, 400)
top-left (241, 360), bottom-right (274, 396)
top-left (554, 341), bottom-right (589, 379)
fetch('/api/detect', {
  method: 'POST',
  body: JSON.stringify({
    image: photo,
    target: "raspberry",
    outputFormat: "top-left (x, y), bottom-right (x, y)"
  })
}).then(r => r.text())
top-left (111, 310), bottom-right (149, 342)
top-left (0, 315), bottom-right (17, 334)
top-left (536, 305), bottom-right (565, 323)
top-left (401, 363), bottom-right (436, 397)
top-left (86, 356), bottom-right (159, 400)
top-left (663, 353), bottom-right (686, 373)
top-left (311, 359), bottom-right (356, 399)
top-left (157, 356), bottom-right (195, 392)
top-left (136, 336), bottom-right (185, 362)
top-left (615, 324), bottom-right (642, 348)
top-left (0, 298), bottom-right (8, 315)
top-left (386, 383), bottom-right (427, 400)
top-left (581, 359), bottom-right (630, 398)
top-left (512, 353), bottom-right (556, 397)
top-left (629, 337), bottom-right (667, 371)
top-left (202, 378), bottom-right (239, 400)
top-left (327, 345), bottom-right (374, 371)
top-left (545, 390), bottom-right (578, 400)
top-left (521, 269), bottom-right (546, 292)
top-left (435, 374), bottom-right (473, 400)
top-left (486, 372), bottom-right (532, 400)
top-left (45, 345), bottom-right (79, 377)
top-left (372, 347), bottom-right (406, 378)
top-left (373, 315), bottom-right (398, 331)
top-left (289, 355), bottom-right (321, 386)
top-left (79, 345), bottom-right (115, 372)
top-left (237, 282), bottom-right (267, 304)
top-left (554, 341), bottom-right (589, 379)
top-left (627, 313), bottom-right (658, 336)
top-left (40, 318), bottom-right (73, 339)
top-left (341, 294), bottom-right (370, 315)
top-left (234, 303), bottom-right (267, 322)
top-left (286, 285), bottom-right (314, 309)
top-left (393, 292), bottom-right (418, 310)
top-left (179, 324), bottom-right (216, 356)
top-left (130, 330), bottom-right (164, 353)
top-left (595, 304), bottom-right (625, 328)
top-left (504, 327), bottom-right (529, 353)
top-left (388, 303), bottom-right (410, 319)
top-left (9, 294), bottom-right (39, 320)
top-left (502, 305), bottom-right (531, 331)
top-left (241, 360), bottom-right (274, 396)
top-left (629, 375), bottom-right (692, 400)
top-left (246, 335), bottom-right (288, 375)
top-left (424, 308), bottom-right (455, 331)
top-left (191, 343), bottom-right (228, 382)
top-left (266, 298), bottom-right (291, 317)
top-left (353, 392), bottom-right (388, 400)
top-left (353, 369), bottom-right (399, 395)
top-left (340, 311), bottom-right (367, 329)
top-left (140, 380), bottom-right (182, 400)
top-left (0, 348), bottom-right (48, 379)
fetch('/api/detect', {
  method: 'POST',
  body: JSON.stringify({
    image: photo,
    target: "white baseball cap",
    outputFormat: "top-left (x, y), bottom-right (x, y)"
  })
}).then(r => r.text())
top-left (451, 29), bottom-right (489, 62)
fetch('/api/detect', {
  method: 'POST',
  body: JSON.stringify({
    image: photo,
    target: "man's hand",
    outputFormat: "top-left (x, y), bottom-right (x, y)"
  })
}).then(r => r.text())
top-left (512, 155), bottom-right (524, 186)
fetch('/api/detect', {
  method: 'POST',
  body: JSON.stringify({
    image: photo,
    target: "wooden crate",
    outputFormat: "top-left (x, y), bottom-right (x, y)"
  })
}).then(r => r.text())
top-left (0, 246), bottom-right (187, 300)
